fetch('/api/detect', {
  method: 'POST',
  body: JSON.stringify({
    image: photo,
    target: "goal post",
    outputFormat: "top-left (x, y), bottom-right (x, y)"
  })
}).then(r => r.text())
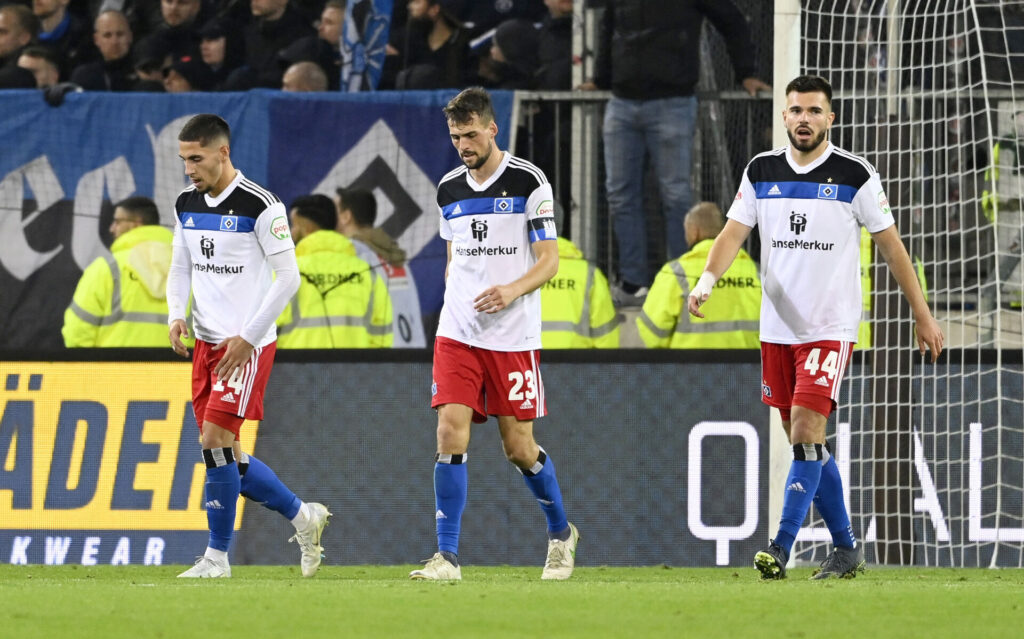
top-left (774, 0), bottom-right (1024, 568)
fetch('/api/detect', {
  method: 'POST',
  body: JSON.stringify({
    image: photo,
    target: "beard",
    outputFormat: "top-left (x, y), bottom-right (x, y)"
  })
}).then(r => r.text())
top-left (462, 143), bottom-right (492, 170)
top-left (787, 127), bottom-right (828, 153)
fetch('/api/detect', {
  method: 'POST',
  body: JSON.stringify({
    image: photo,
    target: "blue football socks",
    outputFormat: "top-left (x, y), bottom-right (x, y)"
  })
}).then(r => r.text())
top-left (814, 445), bottom-right (857, 548)
top-left (520, 448), bottom-right (569, 540)
top-left (775, 443), bottom-right (824, 555)
top-left (239, 453), bottom-right (301, 520)
top-left (202, 447), bottom-right (240, 552)
top-left (434, 453), bottom-right (468, 557)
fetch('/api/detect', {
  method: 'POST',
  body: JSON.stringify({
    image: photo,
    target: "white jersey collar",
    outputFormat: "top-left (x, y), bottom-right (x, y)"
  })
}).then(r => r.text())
top-left (204, 170), bottom-right (245, 207)
top-left (785, 141), bottom-right (834, 174)
top-left (465, 151), bottom-right (510, 192)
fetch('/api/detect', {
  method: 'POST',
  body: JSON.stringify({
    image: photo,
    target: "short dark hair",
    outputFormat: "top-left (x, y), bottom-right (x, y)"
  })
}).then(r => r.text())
top-left (785, 75), bottom-right (833, 105)
top-left (20, 45), bottom-right (59, 69)
top-left (336, 188), bottom-right (377, 227)
top-left (290, 194), bottom-right (338, 231)
top-left (115, 196), bottom-right (160, 226)
top-left (443, 87), bottom-right (495, 126)
top-left (178, 113), bottom-right (231, 147)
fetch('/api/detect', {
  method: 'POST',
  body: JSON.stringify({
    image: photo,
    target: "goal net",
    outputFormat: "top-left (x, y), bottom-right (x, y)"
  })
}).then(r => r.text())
top-left (793, 0), bottom-right (1024, 567)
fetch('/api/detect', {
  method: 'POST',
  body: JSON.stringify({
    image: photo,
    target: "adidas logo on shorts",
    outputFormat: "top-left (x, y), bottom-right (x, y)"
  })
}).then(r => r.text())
top-left (221, 392), bottom-right (236, 403)
top-left (814, 376), bottom-right (829, 387)
top-left (519, 399), bottom-right (534, 410)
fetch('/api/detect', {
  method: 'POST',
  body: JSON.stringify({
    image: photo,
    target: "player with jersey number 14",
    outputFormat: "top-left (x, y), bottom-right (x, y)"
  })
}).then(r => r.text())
top-left (688, 76), bottom-right (943, 581)
top-left (167, 114), bottom-right (332, 579)
top-left (410, 87), bottom-right (579, 582)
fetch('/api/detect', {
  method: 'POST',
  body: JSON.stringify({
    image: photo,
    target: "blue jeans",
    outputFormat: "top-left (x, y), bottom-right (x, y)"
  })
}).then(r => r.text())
top-left (603, 95), bottom-right (697, 286)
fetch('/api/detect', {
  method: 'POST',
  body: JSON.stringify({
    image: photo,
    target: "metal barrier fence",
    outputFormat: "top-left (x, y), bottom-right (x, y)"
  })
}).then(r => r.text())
top-left (511, 90), bottom-right (774, 285)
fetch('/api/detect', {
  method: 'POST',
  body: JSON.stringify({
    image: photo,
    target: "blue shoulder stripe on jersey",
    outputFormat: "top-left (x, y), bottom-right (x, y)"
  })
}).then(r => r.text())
top-left (178, 212), bottom-right (257, 233)
top-left (753, 181), bottom-right (857, 203)
top-left (441, 196), bottom-right (527, 219)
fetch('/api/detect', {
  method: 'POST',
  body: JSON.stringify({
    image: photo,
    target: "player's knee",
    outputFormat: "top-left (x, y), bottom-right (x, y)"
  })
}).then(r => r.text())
top-left (501, 440), bottom-right (538, 468)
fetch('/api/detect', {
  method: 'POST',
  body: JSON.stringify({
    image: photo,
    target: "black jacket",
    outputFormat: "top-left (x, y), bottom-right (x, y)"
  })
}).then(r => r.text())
top-left (594, 0), bottom-right (757, 100)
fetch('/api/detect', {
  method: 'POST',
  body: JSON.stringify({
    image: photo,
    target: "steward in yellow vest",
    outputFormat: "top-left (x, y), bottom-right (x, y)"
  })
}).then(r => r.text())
top-left (277, 195), bottom-right (393, 348)
top-left (638, 202), bottom-right (760, 348)
top-left (62, 197), bottom-right (175, 347)
top-left (541, 237), bottom-right (619, 348)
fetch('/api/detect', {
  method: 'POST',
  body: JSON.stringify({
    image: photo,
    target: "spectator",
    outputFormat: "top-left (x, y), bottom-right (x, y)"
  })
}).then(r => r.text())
top-left (583, 0), bottom-right (770, 307)
top-left (278, 0), bottom-right (343, 90)
top-left (282, 59), bottom-right (327, 91)
top-left (483, 18), bottom-right (539, 89)
top-left (637, 202), bottom-right (760, 349)
top-left (18, 44), bottom-right (60, 87)
top-left (226, 0), bottom-right (316, 89)
top-left (458, 0), bottom-right (545, 37)
top-left (541, 236), bottom-right (619, 349)
top-left (33, 0), bottom-right (91, 79)
top-left (70, 10), bottom-right (139, 91)
top-left (335, 187), bottom-right (426, 348)
top-left (132, 33), bottom-right (171, 90)
top-left (277, 194), bottom-right (393, 348)
top-left (62, 196), bottom-right (176, 347)
top-left (536, 0), bottom-right (571, 91)
top-left (392, 0), bottom-right (470, 89)
top-left (197, 18), bottom-right (240, 90)
top-left (0, 3), bottom-right (40, 88)
top-left (142, 0), bottom-right (208, 60)
top-left (163, 54), bottom-right (213, 91)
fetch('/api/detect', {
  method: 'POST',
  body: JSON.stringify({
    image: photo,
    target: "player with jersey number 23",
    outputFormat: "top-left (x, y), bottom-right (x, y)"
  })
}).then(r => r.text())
top-left (410, 87), bottom-right (580, 581)
top-left (688, 76), bottom-right (944, 581)
top-left (166, 114), bottom-right (332, 579)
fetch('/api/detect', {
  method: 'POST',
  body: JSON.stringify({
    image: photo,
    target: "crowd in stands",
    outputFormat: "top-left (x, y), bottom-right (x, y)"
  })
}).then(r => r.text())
top-left (0, 0), bottom-right (574, 94)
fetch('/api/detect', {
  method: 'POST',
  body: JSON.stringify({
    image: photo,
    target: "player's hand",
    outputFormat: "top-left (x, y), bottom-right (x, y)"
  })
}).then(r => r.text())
top-left (169, 319), bottom-right (191, 358)
top-left (212, 336), bottom-right (254, 381)
top-left (687, 272), bottom-right (717, 319)
top-left (915, 313), bottom-right (945, 363)
top-left (474, 284), bottom-right (518, 314)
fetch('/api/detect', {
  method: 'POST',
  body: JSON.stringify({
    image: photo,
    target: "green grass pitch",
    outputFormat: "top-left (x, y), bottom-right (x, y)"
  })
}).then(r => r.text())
top-left (1, 565), bottom-right (1021, 638)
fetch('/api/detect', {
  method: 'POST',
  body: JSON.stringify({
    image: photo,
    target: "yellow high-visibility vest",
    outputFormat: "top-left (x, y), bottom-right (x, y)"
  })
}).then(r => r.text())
top-left (637, 238), bottom-right (761, 349)
top-left (277, 230), bottom-right (393, 348)
top-left (62, 225), bottom-right (176, 347)
top-left (541, 237), bottom-right (619, 348)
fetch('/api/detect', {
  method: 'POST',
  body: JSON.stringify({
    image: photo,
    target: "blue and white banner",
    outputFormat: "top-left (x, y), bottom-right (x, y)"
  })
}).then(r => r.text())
top-left (341, 0), bottom-right (393, 91)
top-left (0, 89), bottom-right (512, 350)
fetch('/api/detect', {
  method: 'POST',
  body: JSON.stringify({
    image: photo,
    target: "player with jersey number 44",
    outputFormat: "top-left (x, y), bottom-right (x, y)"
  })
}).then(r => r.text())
top-left (688, 75), bottom-right (944, 581)
top-left (410, 87), bottom-right (579, 582)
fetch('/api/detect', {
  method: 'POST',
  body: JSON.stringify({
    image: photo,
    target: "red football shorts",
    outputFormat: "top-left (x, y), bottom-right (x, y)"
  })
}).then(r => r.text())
top-left (431, 336), bottom-right (547, 423)
top-left (760, 340), bottom-right (852, 420)
top-left (191, 339), bottom-right (277, 435)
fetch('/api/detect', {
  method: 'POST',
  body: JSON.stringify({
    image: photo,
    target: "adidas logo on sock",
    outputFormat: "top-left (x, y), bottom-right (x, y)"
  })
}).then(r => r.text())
top-left (814, 375), bottom-right (829, 387)
top-left (537, 498), bottom-right (553, 506)
top-left (435, 509), bottom-right (447, 520)
top-left (786, 482), bottom-right (806, 493)
top-left (205, 499), bottom-right (224, 510)
top-left (768, 184), bottom-right (782, 196)
top-left (519, 398), bottom-right (534, 410)
top-left (221, 392), bottom-right (236, 403)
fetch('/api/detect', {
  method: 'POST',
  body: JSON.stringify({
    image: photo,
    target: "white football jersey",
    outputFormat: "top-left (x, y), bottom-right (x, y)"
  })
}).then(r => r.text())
top-left (172, 171), bottom-right (295, 347)
top-left (435, 152), bottom-right (557, 351)
top-left (727, 143), bottom-right (894, 344)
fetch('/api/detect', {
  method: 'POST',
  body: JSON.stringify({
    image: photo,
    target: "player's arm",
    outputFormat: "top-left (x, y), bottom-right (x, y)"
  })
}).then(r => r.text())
top-left (687, 219), bottom-right (753, 318)
top-left (166, 224), bottom-right (193, 357)
top-left (475, 239), bottom-right (558, 314)
top-left (871, 225), bottom-right (944, 362)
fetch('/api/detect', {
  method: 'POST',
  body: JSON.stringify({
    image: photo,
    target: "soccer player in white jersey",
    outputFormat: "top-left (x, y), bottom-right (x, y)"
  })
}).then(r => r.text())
top-left (166, 114), bottom-right (331, 578)
top-left (409, 87), bottom-right (580, 581)
top-left (688, 76), bottom-right (944, 580)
